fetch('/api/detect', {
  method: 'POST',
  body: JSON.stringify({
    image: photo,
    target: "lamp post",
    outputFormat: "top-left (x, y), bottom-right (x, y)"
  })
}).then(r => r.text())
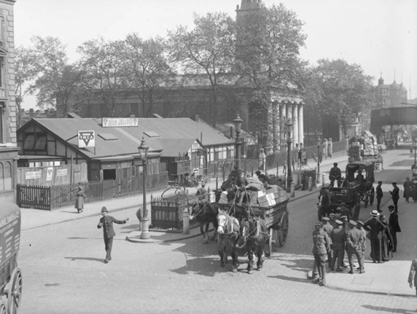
top-left (285, 119), bottom-right (293, 192)
top-left (317, 136), bottom-right (321, 184)
top-left (233, 113), bottom-right (243, 169)
top-left (138, 136), bottom-right (149, 239)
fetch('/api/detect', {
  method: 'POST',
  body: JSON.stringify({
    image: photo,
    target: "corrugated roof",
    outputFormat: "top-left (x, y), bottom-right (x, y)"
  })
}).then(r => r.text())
top-left (24, 117), bottom-right (232, 160)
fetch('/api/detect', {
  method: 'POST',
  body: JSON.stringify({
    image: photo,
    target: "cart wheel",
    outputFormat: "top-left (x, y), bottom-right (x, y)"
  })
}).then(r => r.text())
top-left (7, 267), bottom-right (22, 314)
top-left (370, 187), bottom-right (375, 205)
top-left (0, 301), bottom-right (6, 314)
top-left (277, 213), bottom-right (289, 247)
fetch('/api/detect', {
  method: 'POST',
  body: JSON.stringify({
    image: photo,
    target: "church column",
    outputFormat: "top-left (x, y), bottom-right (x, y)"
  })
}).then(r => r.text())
top-left (298, 104), bottom-right (304, 145)
top-left (293, 103), bottom-right (298, 147)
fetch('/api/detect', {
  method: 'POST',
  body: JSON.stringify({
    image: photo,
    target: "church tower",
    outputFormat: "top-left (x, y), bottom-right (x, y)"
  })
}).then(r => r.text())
top-left (236, 0), bottom-right (263, 22)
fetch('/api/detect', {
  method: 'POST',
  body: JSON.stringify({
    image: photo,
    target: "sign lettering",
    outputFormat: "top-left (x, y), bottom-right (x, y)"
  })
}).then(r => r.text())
top-left (25, 171), bottom-right (41, 180)
top-left (46, 167), bottom-right (54, 181)
top-left (102, 118), bottom-right (138, 128)
top-left (78, 130), bottom-right (96, 148)
top-left (57, 169), bottom-right (68, 177)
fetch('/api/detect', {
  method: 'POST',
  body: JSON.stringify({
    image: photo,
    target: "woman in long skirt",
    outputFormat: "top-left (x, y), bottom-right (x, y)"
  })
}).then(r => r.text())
top-left (75, 186), bottom-right (87, 213)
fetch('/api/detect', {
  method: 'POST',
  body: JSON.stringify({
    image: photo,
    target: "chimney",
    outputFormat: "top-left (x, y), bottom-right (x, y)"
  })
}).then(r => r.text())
top-left (230, 126), bottom-right (234, 139)
top-left (195, 115), bottom-right (200, 122)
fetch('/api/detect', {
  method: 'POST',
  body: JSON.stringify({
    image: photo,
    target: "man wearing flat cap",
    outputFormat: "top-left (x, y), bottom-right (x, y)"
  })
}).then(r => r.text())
top-left (364, 210), bottom-right (385, 263)
top-left (312, 222), bottom-right (331, 286)
top-left (97, 206), bottom-right (129, 263)
top-left (346, 220), bottom-right (365, 274)
top-left (330, 220), bottom-right (346, 272)
top-left (376, 181), bottom-right (383, 213)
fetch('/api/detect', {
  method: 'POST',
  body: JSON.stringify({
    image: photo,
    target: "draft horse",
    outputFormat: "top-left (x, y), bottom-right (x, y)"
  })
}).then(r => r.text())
top-left (190, 202), bottom-right (220, 244)
top-left (216, 211), bottom-right (240, 272)
top-left (237, 217), bottom-right (270, 274)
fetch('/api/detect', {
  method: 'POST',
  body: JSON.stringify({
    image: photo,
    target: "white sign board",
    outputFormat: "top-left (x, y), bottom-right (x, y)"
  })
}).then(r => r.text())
top-left (78, 130), bottom-right (96, 148)
top-left (46, 167), bottom-right (54, 181)
top-left (25, 171), bottom-right (41, 180)
top-left (57, 169), bottom-right (68, 177)
top-left (102, 118), bottom-right (138, 128)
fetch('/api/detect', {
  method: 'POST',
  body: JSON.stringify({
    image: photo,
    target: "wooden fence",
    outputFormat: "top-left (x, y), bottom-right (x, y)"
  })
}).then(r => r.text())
top-left (17, 172), bottom-right (169, 210)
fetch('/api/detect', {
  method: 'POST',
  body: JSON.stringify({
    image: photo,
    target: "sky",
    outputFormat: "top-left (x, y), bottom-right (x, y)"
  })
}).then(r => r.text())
top-left (14, 0), bottom-right (417, 109)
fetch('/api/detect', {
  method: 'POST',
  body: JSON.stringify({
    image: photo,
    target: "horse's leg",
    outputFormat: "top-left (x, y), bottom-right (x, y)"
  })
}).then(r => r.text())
top-left (210, 220), bottom-right (219, 242)
top-left (247, 248), bottom-right (254, 274)
top-left (219, 248), bottom-right (225, 267)
top-left (202, 223), bottom-right (209, 244)
top-left (257, 243), bottom-right (264, 270)
top-left (231, 250), bottom-right (238, 273)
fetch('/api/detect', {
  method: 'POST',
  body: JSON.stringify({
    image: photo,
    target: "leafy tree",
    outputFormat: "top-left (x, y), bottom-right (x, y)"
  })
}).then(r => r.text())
top-left (15, 46), bottom-right (37, 127)
top-left (310, 59), bottom-right (375, 137)
top-left (122, 34), bottom-right (175, 117)
top-left (168, 12), bottom-right (236, 125)
top-left (77, 37), bottom-right (128, 117)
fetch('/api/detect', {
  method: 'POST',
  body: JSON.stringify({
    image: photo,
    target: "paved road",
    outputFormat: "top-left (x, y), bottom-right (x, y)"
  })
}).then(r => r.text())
top-left (15, 149), bottom-right (417, 314)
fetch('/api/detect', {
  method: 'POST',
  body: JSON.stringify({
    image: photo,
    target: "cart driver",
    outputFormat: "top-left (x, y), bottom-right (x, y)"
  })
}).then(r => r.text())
top-left (355, 169), bottom-right (364, 184)
top-left (329, 163), bottom-right (342, 188)
top-left (196, 183), bottom-right (209, 204)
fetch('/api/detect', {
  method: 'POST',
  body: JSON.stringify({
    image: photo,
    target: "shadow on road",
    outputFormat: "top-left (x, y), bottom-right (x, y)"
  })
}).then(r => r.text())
top-left (64, 256), bottom-right (104, 263)
top-left (362, 305), bottom-right (415, 313)
top-left (269, 255), bottom-right (313, 272)
top-left (268, 274), bottom-right (312, 284)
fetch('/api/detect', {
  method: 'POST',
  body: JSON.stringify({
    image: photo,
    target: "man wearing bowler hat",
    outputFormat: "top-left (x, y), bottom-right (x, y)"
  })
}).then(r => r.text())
top-left (346, 220), bottom-right (365, 273)
top-left (97, 206), bottom-right (129, 263)
top-left (364, 210), bottom-right (385, 263)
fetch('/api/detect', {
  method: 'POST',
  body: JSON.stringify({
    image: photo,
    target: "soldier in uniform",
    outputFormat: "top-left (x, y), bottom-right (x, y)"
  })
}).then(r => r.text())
top-left (346, 220), bottom-right (365, 274)
top-left (329, 213), bottom-right (337, 229)
top-left (322, 217), bottom-right (333, 268)
top-left (408, 257), bottom-right (417, 297)
top-left (97, 207), bottom-right (129, 263)
top-left (329, 163), bottom-right (342, 188)
top-left (330, 220), bottom-right (345, 272)
top-left (364, 210), bottom-right (385, 263)
top-left (312, 222), bottom-right (331, 286)
top-left (356, 221), bottom-right (367, 271)
top-left (376, 181), bottom-right (383, 213)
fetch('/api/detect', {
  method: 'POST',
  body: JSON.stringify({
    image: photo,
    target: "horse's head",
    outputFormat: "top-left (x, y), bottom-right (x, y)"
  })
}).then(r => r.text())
top-left (217, 211), bottom-right (239, 234)
top-left (190, 202), bottom-right (203, 221)
top-left (217, 211), bottom-right (228, 234)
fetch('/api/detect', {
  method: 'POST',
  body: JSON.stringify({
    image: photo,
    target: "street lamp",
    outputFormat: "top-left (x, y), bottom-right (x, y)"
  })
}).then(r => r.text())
top-left (138, 136), bottom-right (149, 239)
top-left (317, 136), bottom-right (321, 184)
top-left (233, 113), bottom-right (243, 169)
top-left (285, 119), bottom-right (293, 193)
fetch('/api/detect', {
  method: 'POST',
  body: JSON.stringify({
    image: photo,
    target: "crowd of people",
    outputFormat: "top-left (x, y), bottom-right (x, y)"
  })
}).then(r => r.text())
top-left (311, 205), bottom-right (401, 286)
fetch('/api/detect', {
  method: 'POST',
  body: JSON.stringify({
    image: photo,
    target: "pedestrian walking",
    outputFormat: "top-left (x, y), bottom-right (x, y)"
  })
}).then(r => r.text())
top-left (322, 217), bottom-right (333, 268)
top-left (97, 206), bottom-right (129, 264)
top-left (379, 214), bottom-right (393, 261)
top-left (312, 222), bottom-right (331, 286)
top-left (330, 220), bottom-right (345, 272)
top-left (412, 178), bottom-right (417, 203)
top-left (376, 181), bottom-right (383, 213)
top-left (364, 210), bottom-right (385, 263)
top-left (403, 177), bottom-right (412, 202)
top-left (388, 205), bottom-right (401, 253)
top-left (74, 186), bottom-right (87, 213)
top-left (345, 220), bottom-right (365, 274)
top-left (408, 258), bottom-right (417, 297)
top-left (389, 182), bottom-right (400, 212)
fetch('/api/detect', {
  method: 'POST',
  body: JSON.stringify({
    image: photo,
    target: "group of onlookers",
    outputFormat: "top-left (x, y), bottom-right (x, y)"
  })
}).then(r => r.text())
top-left (311, 205), bottom-right (401, 286)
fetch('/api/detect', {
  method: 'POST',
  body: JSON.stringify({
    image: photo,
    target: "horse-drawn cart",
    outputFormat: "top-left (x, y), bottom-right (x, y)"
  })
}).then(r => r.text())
top-left (250, 199), bottom-right (289, 257)
top-left (0, 203), bottom-right (22, 314)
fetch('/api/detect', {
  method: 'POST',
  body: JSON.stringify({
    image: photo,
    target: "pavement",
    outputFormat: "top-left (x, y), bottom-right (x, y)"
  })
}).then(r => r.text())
top-left (19, 149), bottom-right (417, 298)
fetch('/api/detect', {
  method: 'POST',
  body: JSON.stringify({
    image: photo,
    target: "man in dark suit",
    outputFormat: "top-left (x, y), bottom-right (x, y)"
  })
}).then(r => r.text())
top-left (376, 181), bottom-right (383, 213)
top-left (364, 210), bottom-right (385, 263)
top-left (389, 182), bottom-right (400, 212)
top-left (388, 205), bottom-right (401, 252)
top-left (97, 206), bottom-right (129, 263)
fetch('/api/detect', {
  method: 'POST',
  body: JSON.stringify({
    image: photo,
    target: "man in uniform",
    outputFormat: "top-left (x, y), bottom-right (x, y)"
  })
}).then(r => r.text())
top-left (312, 222), bottom-right (331, 286)
top-left (330, 220), bottom-right (345, 272)
top-left (376, 181), bottom-right (383, 213)
top-left (322, 217), bottom-right (333, 268)
top-left (356, 221), bottom-right (367, 271)
top-left (329, 163), bottom-right (342, 188)
top-left (97, 207), bottom-right (129, 263)
top-left (364, 210), bottom-right (385, 263)
top-left (389, 182), bottom-right (400, 213)
top-left (388, 205), bottom-right (401, 252)
top-left (346, 220), bottom-right (365, 274)
top-left (329, 213), bottom-right (337, 229)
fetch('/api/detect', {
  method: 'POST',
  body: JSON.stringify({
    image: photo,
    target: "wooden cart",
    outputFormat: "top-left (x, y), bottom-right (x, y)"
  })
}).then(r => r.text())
top-left (0, 203), bottom-right (22, 314)
top-left (250, 200), bottom-right (289, 257)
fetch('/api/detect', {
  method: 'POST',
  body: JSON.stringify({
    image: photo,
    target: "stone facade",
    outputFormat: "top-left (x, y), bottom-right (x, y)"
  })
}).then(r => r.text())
top-left (376, 76), bottom-right (408, 108)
